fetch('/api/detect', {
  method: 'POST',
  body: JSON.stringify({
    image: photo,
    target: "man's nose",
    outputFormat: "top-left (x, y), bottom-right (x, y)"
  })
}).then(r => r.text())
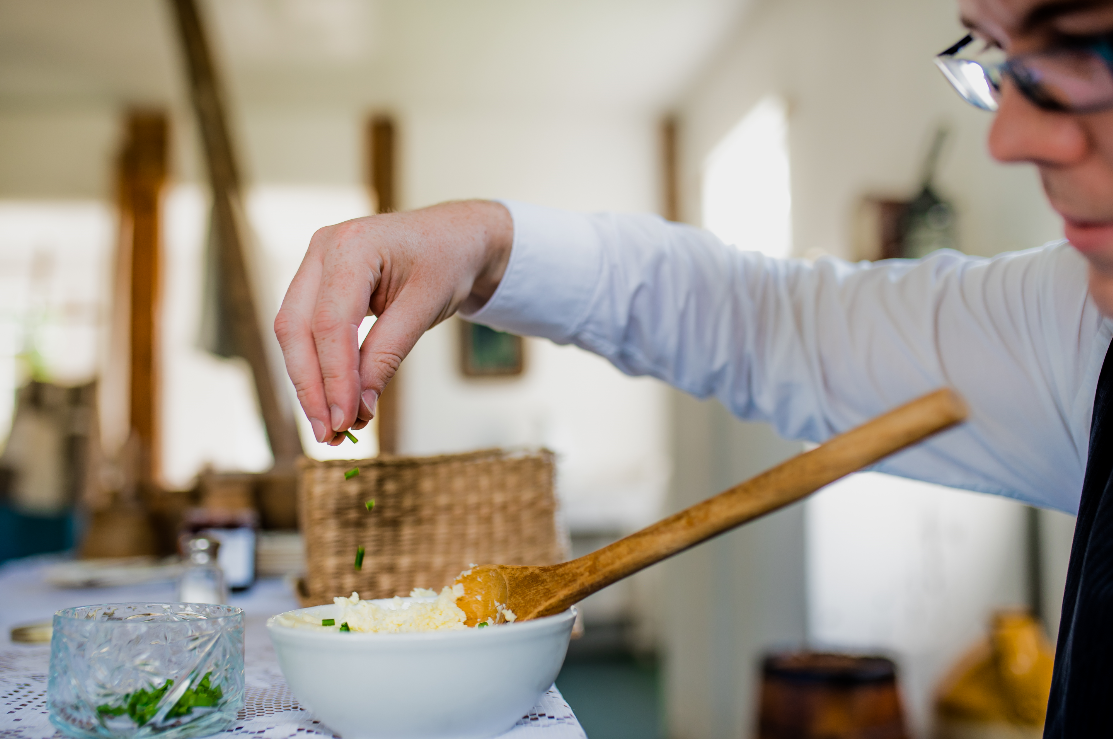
top-left (987, 80), bottom-right (1088, 166)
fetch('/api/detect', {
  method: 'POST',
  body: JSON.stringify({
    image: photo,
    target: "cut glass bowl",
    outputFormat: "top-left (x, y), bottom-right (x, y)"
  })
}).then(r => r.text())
top-left (48, 603), bottom-right (244, 739)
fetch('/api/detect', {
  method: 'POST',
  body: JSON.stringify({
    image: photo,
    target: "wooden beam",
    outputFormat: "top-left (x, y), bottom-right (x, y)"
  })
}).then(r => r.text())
top-left (660, 115), bottom-right (680, 222)
top-left (366, 116), bottom-right (400, 454)
top-left (369, 116), bottom-right (396, 213)
top-left (167, 0), bottom-right (302, 469)
top-left (119, 111), bottom-right (168, 482)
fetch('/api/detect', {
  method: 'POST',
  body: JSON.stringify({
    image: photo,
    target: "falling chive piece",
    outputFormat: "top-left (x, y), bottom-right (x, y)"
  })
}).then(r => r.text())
top-left (344, 430), bottom-right (358, 444)
top-left (321, 619), bottom-right (335, 627)
top-left (345, 467), bottom-right (360, 480)
top-left (364, 499), bottom-right (375, 512)
top-left (355, 545), bottom-right (365, 570)
top-left (339, 622), bottom-right (350, 632)
top-left (477, 622), bottom-right (488, 629)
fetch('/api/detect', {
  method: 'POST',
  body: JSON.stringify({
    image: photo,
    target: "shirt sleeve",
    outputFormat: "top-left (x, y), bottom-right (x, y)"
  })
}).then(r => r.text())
top-left (463, 199), bottom-right (1113, 513)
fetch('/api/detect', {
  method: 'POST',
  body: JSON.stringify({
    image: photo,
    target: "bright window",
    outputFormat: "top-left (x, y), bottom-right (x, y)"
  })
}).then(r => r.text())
top-left (0, 201), bottom-right (114, 452)
top-left (0, 187), bottom-right (378, 489)
top-left (702, 96), bottom-right (792, 258)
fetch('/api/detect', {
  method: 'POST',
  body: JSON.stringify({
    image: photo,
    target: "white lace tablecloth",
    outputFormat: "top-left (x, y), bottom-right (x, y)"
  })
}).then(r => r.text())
top-left (0, 557), bottom-right (586, 739)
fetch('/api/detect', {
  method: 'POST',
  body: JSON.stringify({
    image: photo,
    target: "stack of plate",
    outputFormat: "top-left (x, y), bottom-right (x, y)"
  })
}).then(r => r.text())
top-left (43, 556), bottom-right (184, 588)
top-left (257, 531), bottom-right (305, 578)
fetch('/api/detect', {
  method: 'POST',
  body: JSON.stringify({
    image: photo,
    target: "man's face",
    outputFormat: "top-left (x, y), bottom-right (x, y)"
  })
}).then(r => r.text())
top-left (960, 0), bottom-right (1113, 313)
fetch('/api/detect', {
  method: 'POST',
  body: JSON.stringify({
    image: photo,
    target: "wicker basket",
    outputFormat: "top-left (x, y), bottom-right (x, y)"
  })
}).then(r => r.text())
top-left (296, 448), bottom-right (568, 606)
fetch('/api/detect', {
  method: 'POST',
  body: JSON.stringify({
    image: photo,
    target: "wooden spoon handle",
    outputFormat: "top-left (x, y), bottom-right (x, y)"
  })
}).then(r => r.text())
top-left (548, 388), bottom-right (968, 613)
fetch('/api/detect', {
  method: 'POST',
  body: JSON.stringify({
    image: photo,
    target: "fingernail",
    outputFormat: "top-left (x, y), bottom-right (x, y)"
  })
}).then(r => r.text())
top-left (310, 418), bottom-right (326, 443)
top-left (330, 404), bottom-right (344, 431)
top-left (351, 418), bottom-right (369, 431)
top-left (361, 390), bottom-right (379, 418)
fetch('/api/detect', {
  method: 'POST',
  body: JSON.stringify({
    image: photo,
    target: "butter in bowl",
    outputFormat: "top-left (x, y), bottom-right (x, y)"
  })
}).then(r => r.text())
top-left (47, 603), bottom-right (244, 739)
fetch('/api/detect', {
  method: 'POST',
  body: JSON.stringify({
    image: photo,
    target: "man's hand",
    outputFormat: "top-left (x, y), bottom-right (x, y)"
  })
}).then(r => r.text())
top-left (273, 200), bottom-right (513, 445)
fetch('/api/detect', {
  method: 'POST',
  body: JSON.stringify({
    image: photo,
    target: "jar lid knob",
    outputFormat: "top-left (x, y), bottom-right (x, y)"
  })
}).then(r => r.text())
top-left (186, 535), bottom-right (220, 564)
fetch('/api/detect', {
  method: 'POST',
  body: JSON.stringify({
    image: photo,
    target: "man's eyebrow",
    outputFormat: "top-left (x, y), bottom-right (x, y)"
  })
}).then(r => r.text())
top-left (958, 15), bottom-right (1000, 44)
top-left (1020, 0), bottom-right (1112, 33)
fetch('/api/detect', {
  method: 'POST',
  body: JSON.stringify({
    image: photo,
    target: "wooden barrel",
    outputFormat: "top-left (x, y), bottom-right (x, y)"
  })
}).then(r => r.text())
top-left (757, 652), bottom-right (909, 739)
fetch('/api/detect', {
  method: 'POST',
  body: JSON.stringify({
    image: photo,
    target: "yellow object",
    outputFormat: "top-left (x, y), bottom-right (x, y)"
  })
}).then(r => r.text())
top-left (935, 611), bottom-right (1055, 736)
top-left (10, 621), bottom-right (52, 644)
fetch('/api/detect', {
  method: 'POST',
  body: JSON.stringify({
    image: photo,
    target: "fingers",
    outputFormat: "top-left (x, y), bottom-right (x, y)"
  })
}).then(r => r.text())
top-left (312, 237), bottom-right (376, 437)
top-left (275, 202), bottom-right (507, 446)
top-left (276, 223), bottom-right (377, 444)
top-left (357, 287), bottom-right (440, 402)
top-left (274, 250), bottom-right (333, 443)
top-left (352, 385), bottom-right (376, 429)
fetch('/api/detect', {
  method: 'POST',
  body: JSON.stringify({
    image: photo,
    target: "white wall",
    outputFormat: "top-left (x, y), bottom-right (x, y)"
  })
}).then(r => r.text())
top-left (806, 475), bottom-right (1029, 731)
top-left (239, 104), bottom-right (675, 532)
top-left (664, 393), bottom-right (806, 739)
top-left (671, 0), bottom-right (1073, 736)
top-left (0, 108), bottom-right (119, 200)
top-left (397, 108), bottom-right (670, 531)
top-left (1040, 508), bottom-right (1077, 638)
top-left (231, 104), bottom-right (675, 532)
top-left (678, 0), bottom-right (1062, 262)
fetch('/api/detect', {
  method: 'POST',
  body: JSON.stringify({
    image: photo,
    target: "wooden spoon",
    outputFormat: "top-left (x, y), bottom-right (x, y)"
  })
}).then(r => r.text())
top-left (454, 388), bottom-right (968, 626)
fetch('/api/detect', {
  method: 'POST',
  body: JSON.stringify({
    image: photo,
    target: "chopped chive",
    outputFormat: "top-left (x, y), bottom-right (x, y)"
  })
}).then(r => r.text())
top-left (95, 672), bottom-right (223, 724)
top-left (321, 618), bottom-right (335, 627)
top-left (344, 430), bottom-right (358, 444)
top-left (364, 499), bottom-right (375, 511)
top-left (344, 467), bottom-right (360, 480)
top-left (477, 622), bottom-right (488, 629)
top-left (354, 546), bottom-right (365, 570)
top-left (339, 622), bottom-right (350, 632)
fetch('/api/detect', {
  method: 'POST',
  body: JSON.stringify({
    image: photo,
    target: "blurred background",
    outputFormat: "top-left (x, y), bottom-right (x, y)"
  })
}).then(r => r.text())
top-left (0, 0), bottom-right (1077, 737)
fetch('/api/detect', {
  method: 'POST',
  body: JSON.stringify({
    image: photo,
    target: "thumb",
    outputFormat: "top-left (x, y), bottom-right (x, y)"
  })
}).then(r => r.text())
top-left (356, 289), bottom-right (442, 415)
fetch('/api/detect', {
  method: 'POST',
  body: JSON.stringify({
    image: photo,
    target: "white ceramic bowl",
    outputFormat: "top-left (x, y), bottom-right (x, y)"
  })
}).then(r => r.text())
top-left (266, 599), bottom-right (576, 739)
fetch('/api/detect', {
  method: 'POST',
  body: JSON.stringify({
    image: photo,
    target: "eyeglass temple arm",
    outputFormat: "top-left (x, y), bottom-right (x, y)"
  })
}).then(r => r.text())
top-left (938, 34), bottom-right (973, 57)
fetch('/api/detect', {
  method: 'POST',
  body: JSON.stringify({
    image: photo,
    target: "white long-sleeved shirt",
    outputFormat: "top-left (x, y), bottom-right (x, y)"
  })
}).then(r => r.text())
top-left (463, 200), bottom-right (1113, 515)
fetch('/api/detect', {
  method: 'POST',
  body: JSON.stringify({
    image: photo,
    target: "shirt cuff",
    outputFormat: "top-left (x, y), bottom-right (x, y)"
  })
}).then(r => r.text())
top-left (461, 199), bottom-right (603, 344)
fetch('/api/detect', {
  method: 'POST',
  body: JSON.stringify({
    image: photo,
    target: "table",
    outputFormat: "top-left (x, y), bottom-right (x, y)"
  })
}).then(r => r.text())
top-left (0, 556), bottom-right (586, 739)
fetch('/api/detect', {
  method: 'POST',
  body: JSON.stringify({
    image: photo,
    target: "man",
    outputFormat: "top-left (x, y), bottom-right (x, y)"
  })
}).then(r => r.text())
top-left (274, 0), bottom-right (1113, 733)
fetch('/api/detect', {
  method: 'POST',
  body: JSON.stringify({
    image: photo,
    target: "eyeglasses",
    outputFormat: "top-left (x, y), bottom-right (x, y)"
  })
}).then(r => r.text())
top-left (935, 33), bottom-right (1113, 113)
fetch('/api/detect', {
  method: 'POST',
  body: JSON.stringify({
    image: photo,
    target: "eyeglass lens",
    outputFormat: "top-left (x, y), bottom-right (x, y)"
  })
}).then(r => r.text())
top-left (1013, 51), bottom-right (1113, 111)
top-left (937, 39), bottom-right (1113, 113)
top-left (935, 57), bottom-right (1000, 111)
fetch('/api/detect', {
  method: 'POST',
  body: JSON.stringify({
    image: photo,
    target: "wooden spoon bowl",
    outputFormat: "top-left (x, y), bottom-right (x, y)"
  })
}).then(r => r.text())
top-left (455, 388), bottom-right (968, 626)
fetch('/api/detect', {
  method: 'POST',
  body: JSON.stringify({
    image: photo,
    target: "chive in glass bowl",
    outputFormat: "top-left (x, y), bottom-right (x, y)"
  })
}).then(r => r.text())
top-left (48, 603), bottom-right (245, 739)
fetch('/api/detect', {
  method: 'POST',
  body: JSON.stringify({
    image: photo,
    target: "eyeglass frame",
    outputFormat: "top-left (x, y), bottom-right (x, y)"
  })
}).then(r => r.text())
top-left (934, 32), bottom-right (1113, 114)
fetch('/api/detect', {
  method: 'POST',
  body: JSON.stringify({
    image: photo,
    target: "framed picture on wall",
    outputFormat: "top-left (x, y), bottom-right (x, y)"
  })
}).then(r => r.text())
top-left (458, 319), bottom-right (524, 378)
